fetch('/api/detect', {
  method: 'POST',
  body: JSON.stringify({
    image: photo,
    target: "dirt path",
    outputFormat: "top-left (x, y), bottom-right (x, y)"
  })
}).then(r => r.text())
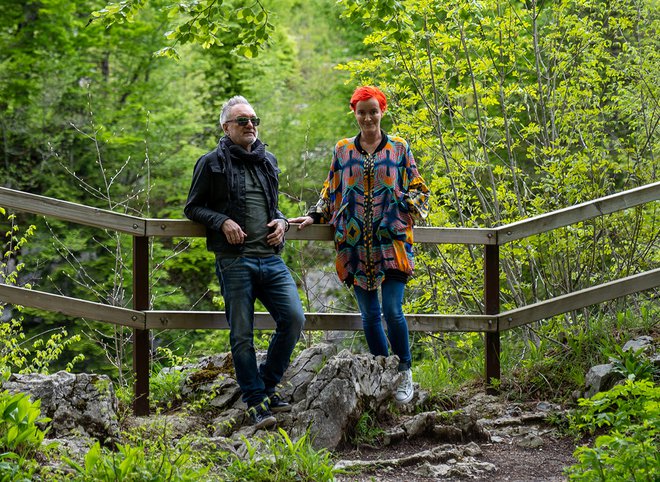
top-left (334, 434), bottom-right (579, 481)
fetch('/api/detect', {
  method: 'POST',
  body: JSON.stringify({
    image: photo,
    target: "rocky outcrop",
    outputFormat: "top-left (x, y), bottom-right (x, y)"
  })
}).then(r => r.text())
top-left (2, 344), bottom-right (581, 479)
top-left (2, 371), bottom-right (119, 443)
top-left (5, 334), bottom-right (656, 480)
top-left (291, 349), bottom-right (400, 449)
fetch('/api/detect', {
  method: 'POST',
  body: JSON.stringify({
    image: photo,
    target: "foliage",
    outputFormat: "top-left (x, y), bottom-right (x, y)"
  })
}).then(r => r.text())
top-left (336, 0), bottom-right (659, 308)
top-left (336, 0), bottom-right (659, 401)
top-left (414, 334), bottom-right (468, 395)
top-left (1, 3), bottom-right (658, 461)
top-left (0, 387), bottom-right (51, 481)
top-left (90, 0), bottom-right (275, 59)
top-left (565, 379), bottom-right (660, 481)
top-left (149, 347), bottom-right (190, 411)
top-left (495, 304), bottom-right (658, 401)
top-left (1, 0), bottom-right (359, 378)
top-left (350, 410), bottom-right (386, 447)
top-left (0, 452), bottom-right (35, 482)
top-left (608, 346), bottom-right (658, 382)
top-left (218, 428), bottom-right (338, 481)
top-left (0, 209), bottom-right (84, 375)
top-left (64, 438), bottom-right (209, 481)
top-left (0, 390), bottom-right (50, 457)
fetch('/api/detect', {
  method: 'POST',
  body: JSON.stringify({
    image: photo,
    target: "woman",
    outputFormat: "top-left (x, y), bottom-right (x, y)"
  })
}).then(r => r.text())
top-left (290, 86), bottom-right (429, 403)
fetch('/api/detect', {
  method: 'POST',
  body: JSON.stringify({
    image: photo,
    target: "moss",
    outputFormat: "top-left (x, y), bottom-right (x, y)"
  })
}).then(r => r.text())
top-left (187, 368), bottom-right (224, 387)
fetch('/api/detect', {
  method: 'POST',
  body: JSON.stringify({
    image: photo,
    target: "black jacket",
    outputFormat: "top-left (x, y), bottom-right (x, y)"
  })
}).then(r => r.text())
top-left (184, 138), bottom-right (286, 255)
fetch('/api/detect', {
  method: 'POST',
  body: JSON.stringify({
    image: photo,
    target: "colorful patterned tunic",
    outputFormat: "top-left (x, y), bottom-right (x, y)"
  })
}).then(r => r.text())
top-left (309, 132), bottom-right (429, 290)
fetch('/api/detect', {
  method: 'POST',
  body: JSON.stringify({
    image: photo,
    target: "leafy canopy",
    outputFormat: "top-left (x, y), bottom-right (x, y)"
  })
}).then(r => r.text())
top-left (90, 0), bottom-right (275, 59)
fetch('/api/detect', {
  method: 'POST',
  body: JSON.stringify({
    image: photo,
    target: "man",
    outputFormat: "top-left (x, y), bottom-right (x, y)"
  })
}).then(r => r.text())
top-left (184, 96), bottom-right (305, 429)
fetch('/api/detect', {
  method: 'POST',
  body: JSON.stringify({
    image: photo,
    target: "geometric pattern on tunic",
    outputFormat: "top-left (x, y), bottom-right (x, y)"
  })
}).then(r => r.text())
top-left (310, 134), bottom-right (430, 290)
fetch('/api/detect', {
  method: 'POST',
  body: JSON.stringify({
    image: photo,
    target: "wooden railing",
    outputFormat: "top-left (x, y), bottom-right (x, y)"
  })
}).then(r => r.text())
top-left (1, 182), bottom-right (659, 416)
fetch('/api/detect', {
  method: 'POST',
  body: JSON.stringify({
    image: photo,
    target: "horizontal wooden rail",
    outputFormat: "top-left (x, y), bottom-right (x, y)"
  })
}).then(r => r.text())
top-left (496, 181), bottom-right (660, 243)
top-left (4, 183), bottom-right (657, 246)
top-left (499, 268), bottom-right (660, 330)
top-left (6, 268), bottom-right (656, 335)
top-left (0, 284), bottom-right (145, 329)
top-left (0, 187), bottom-right (145, 235)
top-left (146, 219), bottom-right (498, 244)
top-left (145, 310), bottom-right (496, 332)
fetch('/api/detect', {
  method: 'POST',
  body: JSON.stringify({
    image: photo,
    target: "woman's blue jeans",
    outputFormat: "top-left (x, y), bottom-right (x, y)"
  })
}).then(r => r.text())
top-left (354, 279), bottom-right (412, 371)
top-left (216, 255), bottom-right (305, 408)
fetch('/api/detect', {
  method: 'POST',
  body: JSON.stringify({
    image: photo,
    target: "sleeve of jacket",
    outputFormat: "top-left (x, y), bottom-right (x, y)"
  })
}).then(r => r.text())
top-left (265, 152), bottom-right (288, 223)
top-left (183, 154), bottom-right (230, 231)
top-left (401, 142), bottom-right (430, 223)
top-left (306, 145), bottom-right (340, 224)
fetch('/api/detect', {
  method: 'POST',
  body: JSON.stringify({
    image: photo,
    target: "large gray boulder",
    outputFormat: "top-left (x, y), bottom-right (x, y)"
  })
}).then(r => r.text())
top-left (280, 342), bottom-right (339, 402)
top-left (2, 371), bottom-right (119, 443)
top-left (290, 349), bottom-right (401, 450)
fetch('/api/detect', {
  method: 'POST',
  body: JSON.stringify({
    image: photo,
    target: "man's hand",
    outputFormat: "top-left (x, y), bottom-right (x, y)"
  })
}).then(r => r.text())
top-left (266, 219), bottom-right (287, 246)
top-left (288, 216), bottom-right (313, 230)
top-left (221, 219), bottom-right (247, 245)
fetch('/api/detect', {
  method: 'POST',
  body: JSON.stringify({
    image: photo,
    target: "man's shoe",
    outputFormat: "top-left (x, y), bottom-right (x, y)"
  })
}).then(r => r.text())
top-left (249, 404), bottom-right (276, 429)
top-left (395, 369), bottom-right (414, 404)
top-left (268, 393), bottom-right (292, 413)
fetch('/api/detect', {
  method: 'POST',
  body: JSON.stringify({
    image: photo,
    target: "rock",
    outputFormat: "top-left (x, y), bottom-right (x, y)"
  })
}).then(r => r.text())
top-left (2, 371), bottom-right (119, 443)
top-left (584, 363), bottom-right (621, 398)
top-left (335, 443), bottom-right (496, 480)
top-left (211, 408), bottom-right (245, 436)
top-left (403, 411), bottom-right (437, 438)
top-left (208, 377), bottom-right (242, 409)
top-left (517, 434), bottom-right (544, 448)
top-left (291, 349), bottom-right (400, 450)
top-left (1, 345), bottom-right (585, 481)
top-left (279, 343), bottom-right (339, 402)
top-left (622, 336), bottom-right (653, 353)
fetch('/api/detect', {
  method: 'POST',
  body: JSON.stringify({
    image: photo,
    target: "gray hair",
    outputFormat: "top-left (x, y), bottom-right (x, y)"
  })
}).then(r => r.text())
top-left (219, 95), bottom-right (252, 125)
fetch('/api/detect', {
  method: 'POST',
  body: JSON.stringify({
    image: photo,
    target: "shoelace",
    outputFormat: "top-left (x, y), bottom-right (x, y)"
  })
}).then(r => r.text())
top-left (397, 376), bottom-right (412, 393)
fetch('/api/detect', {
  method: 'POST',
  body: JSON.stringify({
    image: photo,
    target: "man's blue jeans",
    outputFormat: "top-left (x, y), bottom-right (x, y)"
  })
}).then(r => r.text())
top-left (354, 279), bottom-right (412, 371)
top-left (216, 255), bottom-right (305, 408)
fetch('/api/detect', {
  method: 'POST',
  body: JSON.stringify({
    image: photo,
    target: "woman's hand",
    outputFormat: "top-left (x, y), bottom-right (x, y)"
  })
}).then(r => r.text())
top-left (288, 216), bottom-right (314, 230)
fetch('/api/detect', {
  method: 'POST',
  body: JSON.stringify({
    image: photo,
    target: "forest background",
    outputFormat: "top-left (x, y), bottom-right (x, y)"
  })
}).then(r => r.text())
top-left (1, 0), bottom-right (658, 410)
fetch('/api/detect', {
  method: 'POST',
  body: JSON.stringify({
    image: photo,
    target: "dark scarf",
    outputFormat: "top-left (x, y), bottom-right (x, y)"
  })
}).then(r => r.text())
top-left (217, 136), bottom-right (278, 209)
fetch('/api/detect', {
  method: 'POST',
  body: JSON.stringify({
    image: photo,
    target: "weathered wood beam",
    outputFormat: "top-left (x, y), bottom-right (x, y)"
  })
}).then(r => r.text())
top-left (499, 268), bottom-right (660, 330)
top-left (145, 219), bottom-right (497, 245)
top-left (0, 284), bottom-right (145, 328)
top-left (0, 187), bottom-right (145, 235)
top-left (145, 311), bottom-right (495, 332)
top-left (497, 182), bottom-right (660, 243)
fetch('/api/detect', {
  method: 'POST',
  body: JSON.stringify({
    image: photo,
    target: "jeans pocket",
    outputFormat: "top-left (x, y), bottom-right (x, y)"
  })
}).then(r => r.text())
top-left (216, 256), bottom-right (241, 274)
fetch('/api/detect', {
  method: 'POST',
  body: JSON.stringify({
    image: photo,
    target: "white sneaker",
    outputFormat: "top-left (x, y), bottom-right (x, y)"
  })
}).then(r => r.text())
top-left (395, 369), bottom-right (414, 404)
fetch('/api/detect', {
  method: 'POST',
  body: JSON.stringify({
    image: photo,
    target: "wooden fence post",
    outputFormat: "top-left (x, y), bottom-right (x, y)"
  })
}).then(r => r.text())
top-left (484, 244), bottom-right (501, 392)
top-left (133, 236), bottom-right (150, 416)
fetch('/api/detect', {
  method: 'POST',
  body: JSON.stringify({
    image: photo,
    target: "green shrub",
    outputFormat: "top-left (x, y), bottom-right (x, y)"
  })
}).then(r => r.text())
top-left (220, 428), bottom-right (338, 482)
top-left (608, 346), bottom-right (657, 382)
top-left (350, 410), bottom-right (386, 447)
top-left (64, 439), bottom-right (209, 481)
top-left (0, 391), bottom-right (50, 457)
top-left (565, 379), bottom-right (659, 481)
top-left (0, 452), bottom-right (34, 482)
top-left (148, 347), bottom-right (192, 411)
top-left (0, 389), bottom-right (50, 481)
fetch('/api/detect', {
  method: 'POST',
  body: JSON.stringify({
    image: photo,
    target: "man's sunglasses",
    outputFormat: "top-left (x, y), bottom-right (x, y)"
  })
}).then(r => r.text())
top-left (226, 117), bottom-right (260, 126)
